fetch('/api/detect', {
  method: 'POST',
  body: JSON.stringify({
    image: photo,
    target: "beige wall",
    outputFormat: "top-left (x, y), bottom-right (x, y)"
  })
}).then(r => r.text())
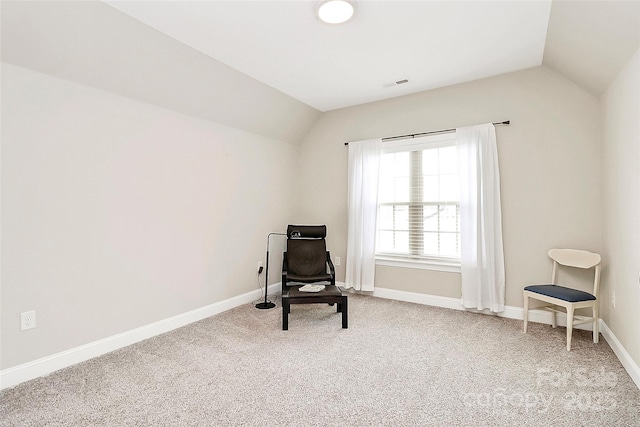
top-left (601, 47), bottom-right (640, 367)
top-left (1, 64), bottom-right (297, 369)
top-left (1, 0), bottom-right (320, 370)
top-left (295, 66), bottom-right (603, 308)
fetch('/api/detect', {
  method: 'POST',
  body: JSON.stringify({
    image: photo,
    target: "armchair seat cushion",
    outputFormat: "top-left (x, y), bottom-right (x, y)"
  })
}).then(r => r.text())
top-left (284, 274), bottom-right (333, 283)
top-left (287, 284), bottom-right (343, 298)
top-left (524, 284), bottom-right (595, 302)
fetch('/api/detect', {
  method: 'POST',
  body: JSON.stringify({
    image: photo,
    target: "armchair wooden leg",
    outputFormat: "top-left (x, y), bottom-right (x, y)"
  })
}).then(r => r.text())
top-left (282, 298), bottom-right (289, 331)
top-left (341, 296), bottom-right (348, 329)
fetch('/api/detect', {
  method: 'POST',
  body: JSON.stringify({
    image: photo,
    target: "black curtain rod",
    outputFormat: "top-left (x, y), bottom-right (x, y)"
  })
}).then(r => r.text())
top-left (344, 120), bottom-right (510, 146)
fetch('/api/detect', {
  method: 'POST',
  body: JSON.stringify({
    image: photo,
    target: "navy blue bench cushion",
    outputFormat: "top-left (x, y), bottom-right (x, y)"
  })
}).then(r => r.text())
top-left (524, 284), bottom-right (595, 302)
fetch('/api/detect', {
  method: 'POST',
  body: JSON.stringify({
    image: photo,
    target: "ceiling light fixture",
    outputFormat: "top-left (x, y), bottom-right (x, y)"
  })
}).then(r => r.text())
top-left (315, 0), bottom-right (357, 25)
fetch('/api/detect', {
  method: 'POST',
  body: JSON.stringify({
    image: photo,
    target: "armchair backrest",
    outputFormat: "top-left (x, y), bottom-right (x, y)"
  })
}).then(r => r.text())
top-left (287, 225), bottom-right (326, 239)
top-left (286, 225), bottom-right (328, 277)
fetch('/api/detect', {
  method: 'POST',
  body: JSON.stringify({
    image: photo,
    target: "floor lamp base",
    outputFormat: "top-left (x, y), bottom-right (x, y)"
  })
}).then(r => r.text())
top-left (255, 301), bottom-right (276, 309)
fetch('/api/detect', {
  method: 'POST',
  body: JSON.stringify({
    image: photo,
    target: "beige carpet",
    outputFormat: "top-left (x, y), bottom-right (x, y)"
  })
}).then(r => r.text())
top-left (1, 293), bottom-right (639, 426)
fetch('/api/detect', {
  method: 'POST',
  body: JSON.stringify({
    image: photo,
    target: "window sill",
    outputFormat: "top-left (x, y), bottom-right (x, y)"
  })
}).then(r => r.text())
top-left (375, 256), bottom-right (461, 273)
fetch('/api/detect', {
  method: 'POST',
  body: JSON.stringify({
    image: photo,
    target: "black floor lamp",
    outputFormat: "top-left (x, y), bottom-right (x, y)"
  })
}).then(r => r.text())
top-left (256, 232), bottom-right (287, 309)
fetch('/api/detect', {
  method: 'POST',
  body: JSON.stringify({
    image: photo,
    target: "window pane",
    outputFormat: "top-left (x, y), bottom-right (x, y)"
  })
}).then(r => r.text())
top-left (395, 231), bottom-right (409, 253)
top-left (376, 137), bottom-right (460, 261)
top-left (393, 152), bottom-right (410, 175)
top-left (422, 149), bottom-right (438, 174)
top-left (378, 205), bottom-right (394, 229)
top-left (423, 205), bottom-right (439, 232)
top-left (395, 205), bottom-right (409, 230)
top-left (440, 204), bottom-right (459, 232)
top-left (423, 175), bottom-right (439, 202)
top-left (394, 176), bottom-right (410, 201)
top-left (423, 232), bottom-right (438, 256)
top-left (440, 233), bottom-right (459, 257)
top-left (377, 230), bottom-right (394, 253)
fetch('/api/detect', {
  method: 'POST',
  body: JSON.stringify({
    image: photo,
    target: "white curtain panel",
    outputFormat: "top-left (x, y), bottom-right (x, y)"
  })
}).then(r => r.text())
top-left (457, 124), bottom-right (505, 312)
top-left (345, 138), bottom-right (382, 291)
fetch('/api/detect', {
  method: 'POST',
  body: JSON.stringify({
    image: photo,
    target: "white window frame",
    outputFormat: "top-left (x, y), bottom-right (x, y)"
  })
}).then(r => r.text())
top-left (375, 132), bottom-right (461, 272)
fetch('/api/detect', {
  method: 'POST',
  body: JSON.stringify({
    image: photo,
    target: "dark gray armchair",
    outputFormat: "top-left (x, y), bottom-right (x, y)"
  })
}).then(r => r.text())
top-left (281, 225), bottom-right (347, 330)
top-left (282, 225), bottom-right (335, 287)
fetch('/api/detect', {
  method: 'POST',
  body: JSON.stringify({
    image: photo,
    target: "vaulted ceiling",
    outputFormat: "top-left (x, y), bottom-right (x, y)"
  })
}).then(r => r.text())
top-left (2, 1), bottom-right (639, 139)
top-left (105, 0), bottom-right (640, 111)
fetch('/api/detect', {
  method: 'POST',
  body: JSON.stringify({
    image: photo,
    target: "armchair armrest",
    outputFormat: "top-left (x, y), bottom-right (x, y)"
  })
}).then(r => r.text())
top-left (282, 252), bottom-right (289, 292)
top-left (326, 251), bottom-right (336, 285)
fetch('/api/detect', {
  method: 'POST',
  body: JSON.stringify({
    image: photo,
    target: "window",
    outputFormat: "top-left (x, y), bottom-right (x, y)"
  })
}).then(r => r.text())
top-left (376, 133), bottom-right (460, 268)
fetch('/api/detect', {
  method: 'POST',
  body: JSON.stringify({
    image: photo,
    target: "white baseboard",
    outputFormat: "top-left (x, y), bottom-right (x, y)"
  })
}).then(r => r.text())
top-left (4, 284), bottom-right (637, 392)
top-left (371, 286), bottom-right (639, 390)
top-left (372, 286), bottom-right (465, 311)
top-left (599, 321), bottom-right (640, 390)
top-left (0, 283), bottom-right (281, 390)
top-left (371, 286), bottom-right (598, 329)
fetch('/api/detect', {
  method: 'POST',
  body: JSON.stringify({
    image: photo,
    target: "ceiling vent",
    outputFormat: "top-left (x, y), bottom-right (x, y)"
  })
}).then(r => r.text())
top-left (395, 79), bottom-right (409, 85)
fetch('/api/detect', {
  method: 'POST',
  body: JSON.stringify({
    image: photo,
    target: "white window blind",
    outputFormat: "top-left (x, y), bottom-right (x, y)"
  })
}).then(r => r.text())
top-left (376, 133), bottom-right (460, 264)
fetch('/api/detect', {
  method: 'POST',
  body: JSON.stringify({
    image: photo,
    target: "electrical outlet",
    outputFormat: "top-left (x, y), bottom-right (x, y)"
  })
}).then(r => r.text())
top-left (21, 311), bottom-right (36, 331)
top-left (611, 292), bottom-right (616, 309)
top-left (258, 261), bottom-right (264, 274)
top-left (335, 256), bottom-right (341, 266)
